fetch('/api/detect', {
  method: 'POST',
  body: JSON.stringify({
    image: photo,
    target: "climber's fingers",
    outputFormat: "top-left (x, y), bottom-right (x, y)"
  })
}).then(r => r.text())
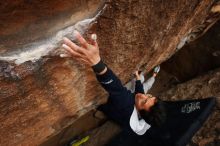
top-left (74, 31), bottom-right (89, 49)
top-left (134, 70), bottom-right (141, 80)
top-left (62, 31), bottom-right (100, 66)
top-left (62, 43), bottom-right (83, 58)
top-left (63, 37), bottom-right (80, 50)
top-left (135, 71), bottom-right (139, 76)
top-left (63, 37), bottom-right (87, 55)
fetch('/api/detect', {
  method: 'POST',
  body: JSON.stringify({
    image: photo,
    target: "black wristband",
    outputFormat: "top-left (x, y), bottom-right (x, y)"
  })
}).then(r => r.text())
top-left (92, 60), bottom-right (106, 74)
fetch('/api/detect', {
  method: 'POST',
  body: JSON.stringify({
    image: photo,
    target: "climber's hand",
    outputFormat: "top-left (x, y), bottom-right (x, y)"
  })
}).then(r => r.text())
top-left (62, 31), bottom-right (100, 66)
top-left (134, 71), bottom-right (141, 81)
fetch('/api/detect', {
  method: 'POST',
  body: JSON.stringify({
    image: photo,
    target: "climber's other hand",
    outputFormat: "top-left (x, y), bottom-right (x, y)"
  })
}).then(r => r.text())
top-left (135, 70), bottom-right (141, 81)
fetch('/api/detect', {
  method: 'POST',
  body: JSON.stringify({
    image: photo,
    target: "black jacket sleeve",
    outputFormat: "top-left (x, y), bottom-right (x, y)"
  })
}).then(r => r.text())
top-left (95, 67), bottom-right (135, 109)
top-left (135, 80), bottom-right (144, 94)
top-left (95, 67), bottom-right (129, 97)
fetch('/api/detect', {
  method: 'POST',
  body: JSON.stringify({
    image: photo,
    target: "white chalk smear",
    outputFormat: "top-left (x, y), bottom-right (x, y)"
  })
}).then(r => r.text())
top-left (0, 4), bottom-right (107, 65)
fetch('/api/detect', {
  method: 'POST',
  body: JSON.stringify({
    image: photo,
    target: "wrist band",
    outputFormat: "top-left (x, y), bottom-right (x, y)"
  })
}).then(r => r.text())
top-left (92, 60), bottom-right (106, 74)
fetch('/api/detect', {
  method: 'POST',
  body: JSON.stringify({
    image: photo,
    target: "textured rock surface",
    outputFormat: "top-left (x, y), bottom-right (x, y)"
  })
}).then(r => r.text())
top-left (162, 19), bottom-right (220, 82)
top-left (0, 0), bottom-right (218, 145)
top-left (0, 0), bottom-right (104, 54)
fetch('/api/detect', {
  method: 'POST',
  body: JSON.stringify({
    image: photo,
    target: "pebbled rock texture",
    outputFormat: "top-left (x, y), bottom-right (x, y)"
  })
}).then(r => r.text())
top-left (0, 0), bottom-right (218, 145)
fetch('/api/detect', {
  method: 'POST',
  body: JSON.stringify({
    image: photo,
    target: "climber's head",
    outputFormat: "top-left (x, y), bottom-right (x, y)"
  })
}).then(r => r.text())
top-left (135, 93), bottom-right (166, 127)
top-left (135, 93), bottom-right (157, 111)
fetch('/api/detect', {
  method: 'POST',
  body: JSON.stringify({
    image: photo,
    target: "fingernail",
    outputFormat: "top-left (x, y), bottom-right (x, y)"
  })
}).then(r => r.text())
top-left (62, 44), bottom-right (69, 49)
top-left (60, 54), bottom-right (68, 58)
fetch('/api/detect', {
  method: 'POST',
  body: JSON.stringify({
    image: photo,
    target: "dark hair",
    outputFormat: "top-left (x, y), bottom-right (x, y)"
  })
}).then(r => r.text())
top-left (140, 99), bottom-right (167, 127)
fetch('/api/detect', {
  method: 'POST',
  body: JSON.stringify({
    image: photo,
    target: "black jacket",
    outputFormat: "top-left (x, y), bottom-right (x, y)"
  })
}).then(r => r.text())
top-left (96, 67), bottom-right (144, 131)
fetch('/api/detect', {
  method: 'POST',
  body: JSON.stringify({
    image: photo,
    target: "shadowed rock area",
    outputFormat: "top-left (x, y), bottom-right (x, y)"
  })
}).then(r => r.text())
top-left (0, 0), bottom-right (220, 145)
top-left (159, 68), bottom-right (220, 146)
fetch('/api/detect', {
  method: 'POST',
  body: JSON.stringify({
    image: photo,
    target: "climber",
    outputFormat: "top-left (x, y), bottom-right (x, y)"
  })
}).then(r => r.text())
top-left (62, 31), bottom-right (166, 136)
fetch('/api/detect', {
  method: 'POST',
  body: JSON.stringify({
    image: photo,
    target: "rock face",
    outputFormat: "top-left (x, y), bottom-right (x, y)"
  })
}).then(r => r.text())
top-left (0, 0), bottom-right (105, 54)
top-left (0, 0), bottom-right (218, 145)
top-left (162, 19), bottom-right (220, 82)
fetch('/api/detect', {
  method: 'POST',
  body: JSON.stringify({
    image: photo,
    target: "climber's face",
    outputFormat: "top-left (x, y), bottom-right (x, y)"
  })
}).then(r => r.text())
top-left (135, 93), bottom-right (157, 111)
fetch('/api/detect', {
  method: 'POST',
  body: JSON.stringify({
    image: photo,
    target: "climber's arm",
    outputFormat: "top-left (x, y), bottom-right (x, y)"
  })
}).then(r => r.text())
top-left (134, 71), bottom-right (144, 94)
top-left (62, 31), bottom-right (128, 96)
